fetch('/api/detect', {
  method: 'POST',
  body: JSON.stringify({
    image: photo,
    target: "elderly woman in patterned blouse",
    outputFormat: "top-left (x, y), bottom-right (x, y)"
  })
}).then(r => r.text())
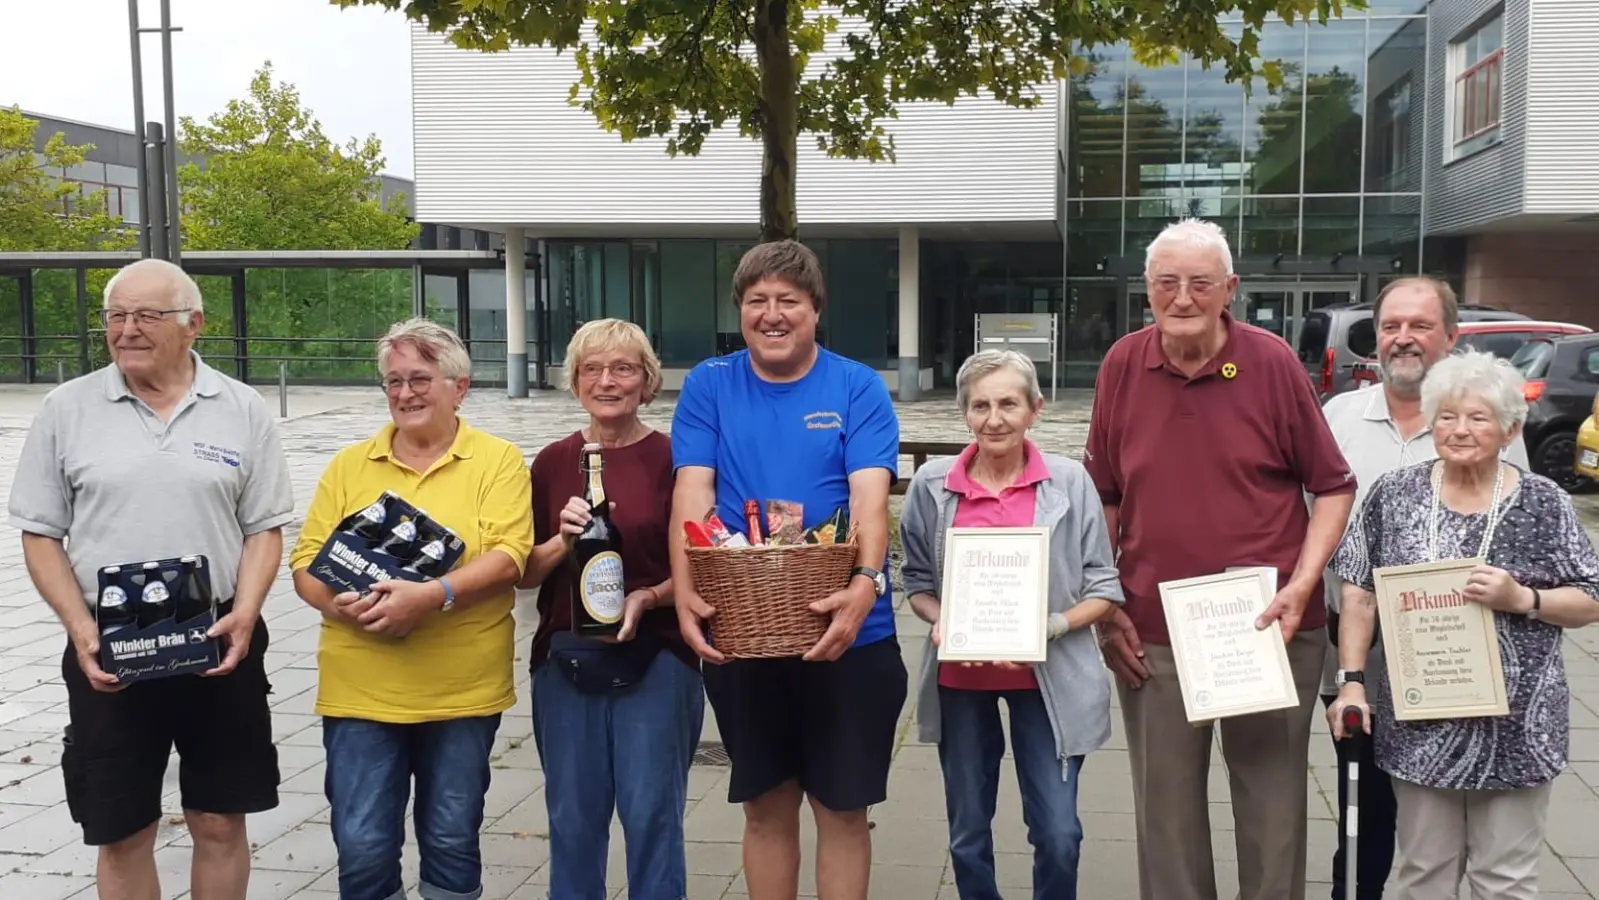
top-left (1327, 347), bottom-right (1599, 900)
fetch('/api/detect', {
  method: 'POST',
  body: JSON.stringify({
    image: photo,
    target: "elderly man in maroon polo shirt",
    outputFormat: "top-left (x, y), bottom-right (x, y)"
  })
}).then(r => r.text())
top-left (1084, 218), bottom-right (1356, 900)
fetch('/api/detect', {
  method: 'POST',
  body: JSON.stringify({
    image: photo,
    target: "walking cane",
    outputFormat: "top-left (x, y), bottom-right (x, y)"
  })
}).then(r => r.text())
top-left (1341, 706), bottom-right (1366, 900)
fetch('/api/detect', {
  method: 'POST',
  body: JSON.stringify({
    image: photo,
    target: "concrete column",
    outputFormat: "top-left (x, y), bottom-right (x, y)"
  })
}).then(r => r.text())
top-left (897, 227), bottom-right (921, 401)
top-left (505, 227), bottom-right (528, 398)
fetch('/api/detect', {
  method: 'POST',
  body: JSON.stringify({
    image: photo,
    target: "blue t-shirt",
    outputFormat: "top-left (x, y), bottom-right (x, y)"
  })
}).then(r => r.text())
top-left (671, 348), bottom-right (901, 647)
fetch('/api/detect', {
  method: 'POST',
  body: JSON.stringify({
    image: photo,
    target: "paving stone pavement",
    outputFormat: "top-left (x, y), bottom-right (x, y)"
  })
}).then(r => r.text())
top-left (0, 385), bottom-right (1596, 899)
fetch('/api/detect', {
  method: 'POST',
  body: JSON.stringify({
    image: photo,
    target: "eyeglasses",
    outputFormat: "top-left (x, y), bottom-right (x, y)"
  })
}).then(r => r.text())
top-left (578, 362), bottom-right (641, 380)
top-left (1149, 277), bottom-right (1222, 299)
top-left (101, 308), bottom-right (192, 328)
top-left (380, 375), bottom-right (436, 396)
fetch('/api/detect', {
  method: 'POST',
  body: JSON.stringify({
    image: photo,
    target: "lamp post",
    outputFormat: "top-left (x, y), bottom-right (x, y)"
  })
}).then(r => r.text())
top-left (127, 0), bottom-right (183, 262)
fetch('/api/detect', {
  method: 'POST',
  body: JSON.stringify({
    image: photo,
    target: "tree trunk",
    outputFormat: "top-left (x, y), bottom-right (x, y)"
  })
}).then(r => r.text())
top-left (754, 0), bottom-right (798, 243)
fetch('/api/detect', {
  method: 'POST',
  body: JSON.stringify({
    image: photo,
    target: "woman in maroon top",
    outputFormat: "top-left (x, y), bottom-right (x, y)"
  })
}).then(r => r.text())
top-left (520, 318), bottom-right (704, 900)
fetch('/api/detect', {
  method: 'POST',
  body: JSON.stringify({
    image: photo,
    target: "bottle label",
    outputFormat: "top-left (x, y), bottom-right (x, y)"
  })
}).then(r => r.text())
top-left (578, 551), bottom-right (625, 623)
top-left (586, 458), bottom-right (606, 507)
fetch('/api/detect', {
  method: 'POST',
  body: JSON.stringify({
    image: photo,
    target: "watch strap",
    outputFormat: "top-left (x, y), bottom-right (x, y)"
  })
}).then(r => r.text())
top-left (439, 577), bottom-right (456, 612)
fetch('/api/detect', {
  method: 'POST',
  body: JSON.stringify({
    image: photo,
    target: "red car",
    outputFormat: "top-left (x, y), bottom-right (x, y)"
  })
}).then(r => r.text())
top-left (1351, 320), bottom-right (1593, 387)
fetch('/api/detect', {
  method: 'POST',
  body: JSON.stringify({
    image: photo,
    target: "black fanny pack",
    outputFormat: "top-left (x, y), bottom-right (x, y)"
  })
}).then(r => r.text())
top-left (546, 629), bottom-right (662, 694)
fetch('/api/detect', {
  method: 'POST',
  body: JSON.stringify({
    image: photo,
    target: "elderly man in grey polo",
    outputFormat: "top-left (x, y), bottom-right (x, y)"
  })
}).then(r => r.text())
top-left (8, 258), bottom-right (293, 900)
top-left (1315, 276), bottom-right (1530, 900)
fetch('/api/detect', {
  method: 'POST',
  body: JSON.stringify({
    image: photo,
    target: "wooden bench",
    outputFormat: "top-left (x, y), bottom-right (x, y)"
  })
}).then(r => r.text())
top-left (892, 440), bottom-right (968, 495)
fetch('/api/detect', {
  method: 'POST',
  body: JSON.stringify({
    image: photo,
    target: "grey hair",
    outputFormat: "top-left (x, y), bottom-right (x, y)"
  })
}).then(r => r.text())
top-left (1421, 348), bottom-right (1529, 432)
top-left (1145, 217), bottom-right (1235, 276)
top-left (377, 317), bottom-right (473, 381)
top-left (955, 349), bottom-right (1043, 411)
top-left (103, 258), bottom-right (204, 323)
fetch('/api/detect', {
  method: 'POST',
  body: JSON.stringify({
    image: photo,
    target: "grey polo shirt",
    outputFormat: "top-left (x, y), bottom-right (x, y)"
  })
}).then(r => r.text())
top-left (8, 352), bottom-right (295, 608)
top-left (1316, 383), bottom-right (1531, 693)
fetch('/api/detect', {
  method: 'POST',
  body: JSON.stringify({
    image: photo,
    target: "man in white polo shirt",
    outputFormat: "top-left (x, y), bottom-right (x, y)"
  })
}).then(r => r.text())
top-left (9, 258), bottom-right (293, 900)
top-left (1316, 276), bottom-right (1530, 900)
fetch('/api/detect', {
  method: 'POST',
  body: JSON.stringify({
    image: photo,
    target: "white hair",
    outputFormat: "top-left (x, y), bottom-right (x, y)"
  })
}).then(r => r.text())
top-left (955, 349), bottom-right (1043, 411)
top-left (103, 258), bottom-right (204, 323)
top-left (1144, 217), bottom-right (1235, 276)
top-left (1421, 348), bottom-right (1529, 432)
top-left (377, 317), bottom-right (473, 380)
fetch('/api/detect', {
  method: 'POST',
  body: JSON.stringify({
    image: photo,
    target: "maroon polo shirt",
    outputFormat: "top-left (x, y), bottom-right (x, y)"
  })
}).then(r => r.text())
top-left (1083, 312), bottom-right (1356, 646)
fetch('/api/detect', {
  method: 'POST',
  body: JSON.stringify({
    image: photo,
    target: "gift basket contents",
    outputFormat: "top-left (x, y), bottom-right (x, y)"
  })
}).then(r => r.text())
top-left (96, 554), bottom-right (219, 683)
top-left (684, 498), bottom-right (858, 658)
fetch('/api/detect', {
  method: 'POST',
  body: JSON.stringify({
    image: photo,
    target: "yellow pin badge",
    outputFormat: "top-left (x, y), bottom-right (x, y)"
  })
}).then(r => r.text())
top-left (1221, 362), bottom-right (1238, 380)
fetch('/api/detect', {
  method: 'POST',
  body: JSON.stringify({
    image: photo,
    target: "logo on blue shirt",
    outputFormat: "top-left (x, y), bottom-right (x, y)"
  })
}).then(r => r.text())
top-left (804, 411), bottom-right (843, 430)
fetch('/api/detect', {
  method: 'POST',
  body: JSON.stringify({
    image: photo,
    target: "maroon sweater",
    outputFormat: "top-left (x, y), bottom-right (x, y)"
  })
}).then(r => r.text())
top-left (527, 430), bottom-right (697, 671)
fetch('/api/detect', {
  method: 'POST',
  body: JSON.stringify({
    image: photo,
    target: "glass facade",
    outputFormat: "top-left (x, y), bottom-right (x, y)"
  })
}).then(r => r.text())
top-left (1064, 7), bottom-right (1428, 351)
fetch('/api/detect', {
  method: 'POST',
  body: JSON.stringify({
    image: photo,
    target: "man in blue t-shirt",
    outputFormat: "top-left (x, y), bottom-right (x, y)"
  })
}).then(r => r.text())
top-left (669, 240), bottom-right (904, 900)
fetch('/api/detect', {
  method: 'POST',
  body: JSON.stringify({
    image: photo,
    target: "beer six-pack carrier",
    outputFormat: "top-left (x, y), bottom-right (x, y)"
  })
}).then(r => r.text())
top-left (307, 490), bottom-right (467, 597)
top-left (96, 555), bottom-right (221, 684)
top-left (685, 503), bottom-right (859, 659)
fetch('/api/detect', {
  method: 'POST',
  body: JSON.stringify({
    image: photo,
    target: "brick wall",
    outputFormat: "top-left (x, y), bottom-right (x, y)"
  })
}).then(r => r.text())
top-left (1461, 232), bottom-right (1599, 327)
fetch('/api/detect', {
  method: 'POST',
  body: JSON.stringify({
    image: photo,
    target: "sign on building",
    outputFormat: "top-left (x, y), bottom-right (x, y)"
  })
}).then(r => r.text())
top-left (974, 313), bottom-right (1060, 402)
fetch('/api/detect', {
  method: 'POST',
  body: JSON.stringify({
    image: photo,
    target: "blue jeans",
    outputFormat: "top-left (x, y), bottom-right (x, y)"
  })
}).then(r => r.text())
top-left (531, 650), bottom-right (705, 900)
top-left (937, 687), bottom-right (1085, 900)
top-left (323, 714), bottom-right (502, 900)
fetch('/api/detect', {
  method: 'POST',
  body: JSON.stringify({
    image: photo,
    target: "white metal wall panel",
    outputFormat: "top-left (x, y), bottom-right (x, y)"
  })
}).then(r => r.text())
top-left (1522, 0), bottom-right (1599, 214)
top-left (1423, 0), bottom-right (1527, 235)
top-left (410, 22), bottom-right (1059, 227)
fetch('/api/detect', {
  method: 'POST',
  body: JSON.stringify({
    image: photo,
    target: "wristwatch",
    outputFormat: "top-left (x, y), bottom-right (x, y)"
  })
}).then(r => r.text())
top-left (438, 577), bottom-right (456, 613)
top-left (1526, 587), bottom-right (1542, 621)
top-left (851, 566), bottom-right (888, 595)
top-left (1335, 669), bottom-right (1364, 687)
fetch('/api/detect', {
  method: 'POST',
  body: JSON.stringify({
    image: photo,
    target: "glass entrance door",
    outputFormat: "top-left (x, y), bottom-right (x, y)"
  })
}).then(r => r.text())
top-left (1235, 282), bottom-right (1359, 347)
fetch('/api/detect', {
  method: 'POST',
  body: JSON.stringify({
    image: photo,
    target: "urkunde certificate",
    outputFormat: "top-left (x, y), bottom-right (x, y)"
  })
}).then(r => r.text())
top-left (1373, 558), bottom-right (1509, 721)
top-left (1158, 567), bottom-right (1299, 723)
top-left (937, 527), bottom-right (1051, 664)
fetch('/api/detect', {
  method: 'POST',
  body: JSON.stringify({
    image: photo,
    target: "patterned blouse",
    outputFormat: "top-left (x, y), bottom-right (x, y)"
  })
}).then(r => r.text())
top-left (1330, 460), bottom-right (1599, 791)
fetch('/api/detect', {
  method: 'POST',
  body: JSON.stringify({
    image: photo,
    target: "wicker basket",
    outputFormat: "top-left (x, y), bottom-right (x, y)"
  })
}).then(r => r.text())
top-left (686, 539), bottom-right (858, 658)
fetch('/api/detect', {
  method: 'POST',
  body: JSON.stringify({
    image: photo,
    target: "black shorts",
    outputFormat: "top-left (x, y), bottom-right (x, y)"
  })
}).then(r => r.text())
top-left (61, 615), bottom-right (280, 846)
top-left (702, 636), bottom-right (907, 811)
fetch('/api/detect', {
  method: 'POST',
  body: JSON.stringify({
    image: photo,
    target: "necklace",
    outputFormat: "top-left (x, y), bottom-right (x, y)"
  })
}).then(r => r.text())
top-left (1428, 460), bottom-right (1505, 563)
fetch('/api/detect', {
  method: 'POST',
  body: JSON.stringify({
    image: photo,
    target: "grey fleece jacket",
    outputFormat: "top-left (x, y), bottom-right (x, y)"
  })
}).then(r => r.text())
top-left (898, 450), bottom-right (1125, 778)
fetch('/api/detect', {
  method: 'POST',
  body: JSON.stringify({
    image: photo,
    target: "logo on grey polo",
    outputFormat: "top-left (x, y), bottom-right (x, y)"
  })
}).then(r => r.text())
top-left (192, 442), bottom-right (242, 468)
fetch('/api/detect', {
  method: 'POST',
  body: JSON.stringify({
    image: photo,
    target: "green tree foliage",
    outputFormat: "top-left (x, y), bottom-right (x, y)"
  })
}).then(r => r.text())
top-left (177, 62), bottom-right (420, 251)
top-left (333, 0), bottom-right (1364, 241)
top-left (0, 107), bottom-right (133, 252)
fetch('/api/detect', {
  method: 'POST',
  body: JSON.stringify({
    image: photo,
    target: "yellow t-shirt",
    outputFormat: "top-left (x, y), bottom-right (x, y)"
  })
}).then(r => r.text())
top-left (289, 419), bottom-right (533, 724)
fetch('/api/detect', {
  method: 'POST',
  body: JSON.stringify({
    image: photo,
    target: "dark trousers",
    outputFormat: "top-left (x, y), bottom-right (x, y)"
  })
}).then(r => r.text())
top-left (1322, 694), bottom-right (1398, 900)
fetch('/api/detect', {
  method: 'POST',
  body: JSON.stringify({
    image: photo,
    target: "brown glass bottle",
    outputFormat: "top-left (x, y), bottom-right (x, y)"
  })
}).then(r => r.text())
top-left (570, 442), bottom-right (625, 636)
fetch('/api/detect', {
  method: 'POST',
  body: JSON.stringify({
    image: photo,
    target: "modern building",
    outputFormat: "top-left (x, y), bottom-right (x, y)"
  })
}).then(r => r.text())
top-left (17, 110), bottom-right (485, 252)
top-left (408, 0), bottom-right (1599, 394)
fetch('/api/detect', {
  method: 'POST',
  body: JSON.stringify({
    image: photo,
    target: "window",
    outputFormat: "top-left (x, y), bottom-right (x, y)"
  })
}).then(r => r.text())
top-left (1370, 78), bottom-right (1413, 189)
top-left (1450, 13), bottom-right (1503, 151)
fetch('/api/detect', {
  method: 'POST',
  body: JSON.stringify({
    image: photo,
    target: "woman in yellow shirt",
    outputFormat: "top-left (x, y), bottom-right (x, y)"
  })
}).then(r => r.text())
top-left (289, 318), bottom-right (533, 900)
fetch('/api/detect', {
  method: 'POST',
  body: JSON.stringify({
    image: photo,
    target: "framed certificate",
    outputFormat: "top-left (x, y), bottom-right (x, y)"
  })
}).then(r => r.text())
top-left (937, 527), bottom-right (1051, 664)
top-left (1372, 558), bottom-right (1509, 721)
top-left (1158, 568), bottom-right (1299, 723)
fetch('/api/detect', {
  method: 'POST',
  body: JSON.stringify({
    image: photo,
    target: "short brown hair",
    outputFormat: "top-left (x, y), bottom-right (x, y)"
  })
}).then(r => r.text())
top-left (731, 240), bottom-right (827, 313)
top-left (1373, 276), bottom-right (1460, 332)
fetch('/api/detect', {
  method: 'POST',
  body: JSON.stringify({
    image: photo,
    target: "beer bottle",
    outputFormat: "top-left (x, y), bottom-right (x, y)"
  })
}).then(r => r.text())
top-left (176, 556), bottom-right (215, 623)
top-left (402, 539), bottom-right (449, 578)
top-left (137, 563), bottom-right (175, 630)
top-left (377, 517), bottom-right (422, 561)
top-left (98, 578), bottom-right (136, 638)
top-left (348, 500), bottom-right (390, 542)
top-left (570, 442), bottom-right (625, 637)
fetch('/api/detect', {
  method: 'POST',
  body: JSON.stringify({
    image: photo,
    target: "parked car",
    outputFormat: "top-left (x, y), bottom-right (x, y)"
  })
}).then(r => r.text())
top-left (1574, 397), bottom-right (1599, 482)
top-left (1512, 333), bottom-right (1599, 492)
top-left (1349, 319), bottom-right (1592, 388)
top-left (1300, 302), bottom-right (1528, 400)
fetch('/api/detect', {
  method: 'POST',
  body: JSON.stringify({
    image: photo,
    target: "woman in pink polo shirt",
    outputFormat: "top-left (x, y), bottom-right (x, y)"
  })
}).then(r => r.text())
top-left (900, 349), bottom-right (1125, 900)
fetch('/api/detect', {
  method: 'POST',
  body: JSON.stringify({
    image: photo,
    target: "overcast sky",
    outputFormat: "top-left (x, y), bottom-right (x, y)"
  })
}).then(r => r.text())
top-left (1, 0), bottom-right (416, 178)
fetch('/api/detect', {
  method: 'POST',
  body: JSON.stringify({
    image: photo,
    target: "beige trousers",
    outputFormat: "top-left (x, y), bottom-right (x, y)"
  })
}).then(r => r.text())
top-left (1119, 626), bottom-right (1326, 900)
top-left (1391, 777), bottom-right (1552, 900)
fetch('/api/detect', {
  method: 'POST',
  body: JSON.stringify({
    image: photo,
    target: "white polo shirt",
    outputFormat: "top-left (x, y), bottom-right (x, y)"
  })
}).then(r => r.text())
top-left (8, 352), bottom-right (295, 608)
top-left (1316, 383), bottom-right (1531, 693)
